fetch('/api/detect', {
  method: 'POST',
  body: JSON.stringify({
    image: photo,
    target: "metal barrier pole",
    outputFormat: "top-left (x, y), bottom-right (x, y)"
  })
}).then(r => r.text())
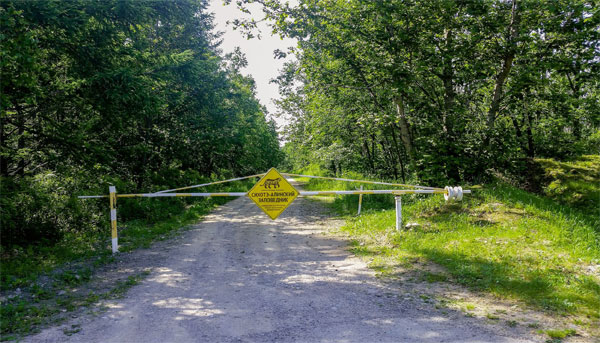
top-left (357, 185), bottom-right (363, 215)
top-left (395, 195), bottom-right (402, 231)
top-left (109, 186), bottom-right (118, 254)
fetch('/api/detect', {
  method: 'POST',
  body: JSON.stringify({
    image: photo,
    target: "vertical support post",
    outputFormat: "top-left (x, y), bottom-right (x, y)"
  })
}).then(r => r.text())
top-left (395, 195), bottom-right (402, 231)
top-left (357, 185), bottom-right (363, 215)
top-left (109, 186), bottom-right (118, 254)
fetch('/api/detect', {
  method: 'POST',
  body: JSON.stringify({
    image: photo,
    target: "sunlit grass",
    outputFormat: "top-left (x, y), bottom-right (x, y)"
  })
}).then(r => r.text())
top-left (303, 175), bottom-right (600, 320)
top-left (0, 180), bottom-right (253, 339)
top-left (536, 154), bottom-right (600, 212)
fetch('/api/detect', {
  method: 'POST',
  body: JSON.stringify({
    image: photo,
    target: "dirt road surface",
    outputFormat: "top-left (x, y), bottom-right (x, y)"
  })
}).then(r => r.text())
top-left (28, 182), bottom-right (536, 343)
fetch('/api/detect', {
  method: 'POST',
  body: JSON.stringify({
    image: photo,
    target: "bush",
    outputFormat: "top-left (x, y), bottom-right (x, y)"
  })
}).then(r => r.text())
top-left (0, 172), bottom-right (105, 247)
top-left (536, 155), bottom-right (600, 212)
top-left (0, 168), bottom-right (253, 248)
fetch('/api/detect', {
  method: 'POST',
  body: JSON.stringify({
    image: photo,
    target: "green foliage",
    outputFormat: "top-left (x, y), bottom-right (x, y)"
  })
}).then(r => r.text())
top-left (0, 172), bottom-right (105, 246)
top-left (0, 0), bottom-right (281, 247)
top-left (301, 171), bottom-right (600, 320)
top-left (544, 328), bottom-right (577, 340)
top-left (0, 177), bottom-right (249, 338)
top-left (240, 0), bottom-right (600, 184)
top-left (536, 155), bottom-right (600, 212)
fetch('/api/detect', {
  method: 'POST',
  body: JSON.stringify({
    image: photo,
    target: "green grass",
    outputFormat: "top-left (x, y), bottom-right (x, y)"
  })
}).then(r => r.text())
top-left (300, 171), bottom-right (600, 322)
top-left (0, 233), bottom-right (113, 291)
top-left (1, 180), bottom-right (253, 288)
top-left (542, 328), bottom-right (577, 340)
top-left (108, 271), bottom-right (150, 298)
top-left (0, 179), bottom-right (254, 339)
top-left (420, 271), bottom-right (448, 283)
top-left (536, 154), bottom-right (600, 212)
top-left (486, 313), bottom-right (500, 320)
top-left (0, 271), bottom-right (150, 341)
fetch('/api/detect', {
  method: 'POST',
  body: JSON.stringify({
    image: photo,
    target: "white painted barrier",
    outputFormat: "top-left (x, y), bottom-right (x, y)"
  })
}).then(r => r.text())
top-left (78, 171), bottom-right (471, 254)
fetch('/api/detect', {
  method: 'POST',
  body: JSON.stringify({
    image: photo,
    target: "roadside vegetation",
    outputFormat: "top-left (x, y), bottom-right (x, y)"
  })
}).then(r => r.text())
top-left (1, 0), bottom-right (598, 341)
top-left (1, 178), bottom-right (254, 340)
top-left (258, 0), bottom-right (599, 338)
top-left (1, 1), bottom-right (280, 338)
top-left (536, 155), bottom-right (600, 212)
top-left (297, 160), bottom-right (600, 340)
top-left (1, 269), bottom-right (150, 342)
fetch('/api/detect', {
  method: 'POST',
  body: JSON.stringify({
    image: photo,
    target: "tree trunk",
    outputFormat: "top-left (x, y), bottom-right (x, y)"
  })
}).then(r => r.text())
top-left (566, 72), bottom-right (582, 140)
top-left (381, 134), bottom-right (398, 180)
top-left (441, 28), bottom-right (460, 182)
top-left (510, 115), bottom-right (525, 145)
top-left (485, 0), bottom-right (519, 146)
top-left (371, 133), bottom-right (376, 173)
top-left (363, 138), bottom-right (375, 174)
top-left (525, 111), bottom-right (535, 159)
top-left (393, 95), bottom-right (415, 164)
top-left (16, 105), bottom-right (25, 176)
top-left (0, 114), bottom-right (7, 176)
top-left (390, 127), bottom-right (406, 182)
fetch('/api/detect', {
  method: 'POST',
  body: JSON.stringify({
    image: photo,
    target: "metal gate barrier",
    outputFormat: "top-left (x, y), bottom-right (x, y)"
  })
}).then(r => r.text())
top-left (79, 168), bottom-right (470, 254)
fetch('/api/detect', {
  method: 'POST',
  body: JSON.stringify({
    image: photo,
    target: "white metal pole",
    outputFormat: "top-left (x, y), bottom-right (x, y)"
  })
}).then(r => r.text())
top-left (109, 186), bottom-right (118, 254)
top-left (357, 185), bottom-right (363, 215)
top-left (395, 196), bottom-right (402, 231)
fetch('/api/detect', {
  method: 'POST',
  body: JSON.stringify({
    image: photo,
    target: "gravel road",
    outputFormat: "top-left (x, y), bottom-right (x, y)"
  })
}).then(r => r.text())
top-left (28, 182), bottom-right (536, 343)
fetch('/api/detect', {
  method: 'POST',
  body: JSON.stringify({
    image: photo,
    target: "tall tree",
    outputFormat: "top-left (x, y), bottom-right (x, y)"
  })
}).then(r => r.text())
top-left (231, 0), bottom-right (599, 184)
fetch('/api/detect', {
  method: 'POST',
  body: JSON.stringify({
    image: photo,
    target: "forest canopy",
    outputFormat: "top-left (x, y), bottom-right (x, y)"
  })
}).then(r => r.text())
top-left (1, 0), bottom-right (281, 245)
top-left (232, 0), bottom-right (600, 185)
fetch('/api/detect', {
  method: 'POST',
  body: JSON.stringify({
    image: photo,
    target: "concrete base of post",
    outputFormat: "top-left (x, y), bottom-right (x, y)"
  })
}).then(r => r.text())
top-left (395, 196), bottom-right (402, 231)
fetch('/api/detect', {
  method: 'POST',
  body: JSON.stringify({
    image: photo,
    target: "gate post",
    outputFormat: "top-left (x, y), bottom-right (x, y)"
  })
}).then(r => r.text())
top-left (395, 195), bottom-right (402, 231)
top-left (109, 186), bottom-right (118, 254)
top-left (357, 185), bottom-right (363, 215)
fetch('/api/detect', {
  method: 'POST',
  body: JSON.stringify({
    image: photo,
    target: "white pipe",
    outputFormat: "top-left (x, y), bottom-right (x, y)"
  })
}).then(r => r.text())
top-left (281, 173), bottom-right (441, 190)
top-left (153, 174), bottom-right (265, 194)
top-left (80, 189), bottom-right (471, 199)
top-left (395, 196), bottom-right (402, 231)
top-left (357, 185), bottom-right (363, 216)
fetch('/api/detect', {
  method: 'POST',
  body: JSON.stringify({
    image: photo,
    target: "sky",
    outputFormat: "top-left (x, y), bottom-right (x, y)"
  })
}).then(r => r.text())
top-left (208, 1), bottom-right (297, 129)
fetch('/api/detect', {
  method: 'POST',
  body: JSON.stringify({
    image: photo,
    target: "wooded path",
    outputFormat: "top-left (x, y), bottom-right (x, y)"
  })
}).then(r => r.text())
top-left (28, 182), bottom-right (534, 343)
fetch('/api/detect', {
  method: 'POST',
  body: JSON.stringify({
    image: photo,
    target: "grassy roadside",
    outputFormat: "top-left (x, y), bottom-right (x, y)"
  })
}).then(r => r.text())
top-left (0, 180), bottom-right (253, 340)
top-left (535, 154), bottom-right (600, 212)
top-left (298, 167), bottom-right (600, 340)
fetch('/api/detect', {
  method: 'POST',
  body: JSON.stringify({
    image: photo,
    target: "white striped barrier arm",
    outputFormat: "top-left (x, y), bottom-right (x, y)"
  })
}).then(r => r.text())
top-left (281, 173), bottom-right (443, 190)
top-left (153, 174), bottom-right (266, 194)
top-left (78, 188), bottom-right (471, 199)
top-left (116, 192), bottom-right (249, 198)
top-left (78, 182), bottom-right (471, 255)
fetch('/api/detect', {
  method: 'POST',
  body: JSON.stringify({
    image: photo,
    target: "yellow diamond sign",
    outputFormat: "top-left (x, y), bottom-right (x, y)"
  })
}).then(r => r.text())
top-left (248, 168), bottom-right (298, 220)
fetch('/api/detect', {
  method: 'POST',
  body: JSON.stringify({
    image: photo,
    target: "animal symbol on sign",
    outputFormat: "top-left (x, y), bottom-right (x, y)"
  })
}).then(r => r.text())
top-left (261, 178), bottom-right (281, 189)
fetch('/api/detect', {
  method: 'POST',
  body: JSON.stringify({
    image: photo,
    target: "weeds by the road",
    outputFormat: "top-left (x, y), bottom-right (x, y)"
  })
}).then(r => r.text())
top-left (0, 270), bottom-right (150, 341)
top-left (536, 154), bottom-right (600, 212)
top-left (0, 180), bottom-right (253, 340)
top-left (299, 170), bottom-right (600, 339)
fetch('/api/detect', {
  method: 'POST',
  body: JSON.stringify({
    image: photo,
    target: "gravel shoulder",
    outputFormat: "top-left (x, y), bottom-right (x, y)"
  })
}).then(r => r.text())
top-left (27, 184), bottom-right (539, 343)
